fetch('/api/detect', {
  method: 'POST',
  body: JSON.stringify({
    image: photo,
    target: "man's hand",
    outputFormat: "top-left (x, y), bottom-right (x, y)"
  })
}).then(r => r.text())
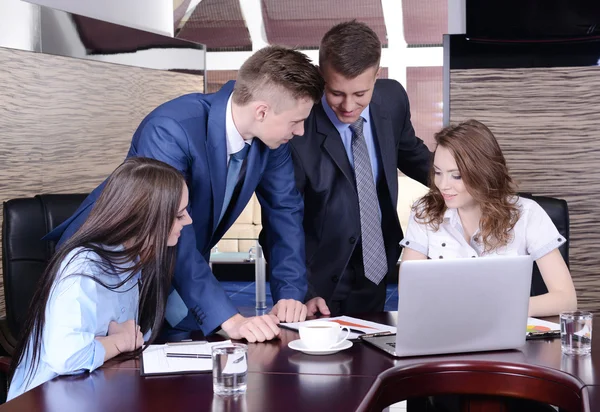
top-left (305, 297), bottom-right (330, 317)
top-left (270, 299), bottom-right (307, 322)
top-left (221, 313), bottom-right (281, 343)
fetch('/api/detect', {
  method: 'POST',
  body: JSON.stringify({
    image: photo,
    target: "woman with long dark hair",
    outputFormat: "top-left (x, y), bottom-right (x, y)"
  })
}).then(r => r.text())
top-left (400, 119), bottom-right (577, 317)
top-left (7, 157), bottom-right (192, 400)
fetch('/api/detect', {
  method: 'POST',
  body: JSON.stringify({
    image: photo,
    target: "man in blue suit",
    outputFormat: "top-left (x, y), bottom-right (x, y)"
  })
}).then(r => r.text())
top-left (47, 46), bottom-right (327, 342)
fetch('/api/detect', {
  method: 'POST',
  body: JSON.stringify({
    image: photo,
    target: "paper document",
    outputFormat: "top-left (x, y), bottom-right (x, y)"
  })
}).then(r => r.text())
top-left (141, 340), bottom-right (231, 376)
top-left (281, 316), bottom-right (396, 340)
top-left (526, 317), bottom-right (561, 339)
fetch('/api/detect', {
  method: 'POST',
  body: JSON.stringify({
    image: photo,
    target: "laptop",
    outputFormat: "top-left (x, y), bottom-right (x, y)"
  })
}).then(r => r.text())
top-left (362, 255), bottom-right (533, 357)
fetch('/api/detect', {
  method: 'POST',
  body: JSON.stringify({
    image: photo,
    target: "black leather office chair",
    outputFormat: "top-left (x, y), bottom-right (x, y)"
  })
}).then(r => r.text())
top-left (1, 194), bottom-right (88, 354)
top-left (0, 194), bottom-right (87, 404)
top-left (519, 193), bottom-right (570, 297)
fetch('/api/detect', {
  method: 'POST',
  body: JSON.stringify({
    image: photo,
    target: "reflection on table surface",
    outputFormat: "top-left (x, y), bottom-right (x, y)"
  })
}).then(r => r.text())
top-left (4, 313), bottom-right (600, 412)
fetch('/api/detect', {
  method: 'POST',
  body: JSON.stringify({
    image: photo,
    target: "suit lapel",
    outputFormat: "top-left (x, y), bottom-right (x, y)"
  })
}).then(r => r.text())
top-left (370, 94), bottom-right (398, 202)
top-left (205, 81), bottom-right (234, 232)
top-left (317, 105), bottom-right (356, 191)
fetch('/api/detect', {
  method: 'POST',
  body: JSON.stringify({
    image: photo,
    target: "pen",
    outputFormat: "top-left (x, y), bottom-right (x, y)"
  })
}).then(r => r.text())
top-left (166, 353), bottom-right (211, 359)
top-left (526, 330), bottom-right (560, 340)
top-left (166, 340), bottom-right (208, 346)
top-left (359, 331), bottom-right (395, 339)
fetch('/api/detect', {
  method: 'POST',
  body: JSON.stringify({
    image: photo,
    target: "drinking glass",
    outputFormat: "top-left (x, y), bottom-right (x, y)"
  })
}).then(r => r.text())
top-left (560, 311), bottom-right (593, 355)
top-left (212, 343), bottom-right (248, 395)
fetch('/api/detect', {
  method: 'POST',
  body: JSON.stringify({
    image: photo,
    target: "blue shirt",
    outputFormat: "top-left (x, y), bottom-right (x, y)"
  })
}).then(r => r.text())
top-left (8, 245), bottom-right (141, 401)
top-left (321, 95), bottom-right (381, 185)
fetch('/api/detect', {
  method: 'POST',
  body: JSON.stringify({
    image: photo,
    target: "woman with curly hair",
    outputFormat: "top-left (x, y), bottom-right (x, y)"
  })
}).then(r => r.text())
top-left (400, 119), bottom-right (576, 317)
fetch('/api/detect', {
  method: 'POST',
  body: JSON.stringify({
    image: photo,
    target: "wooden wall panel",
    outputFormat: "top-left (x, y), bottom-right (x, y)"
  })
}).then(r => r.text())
top-left (450, 66), bottom-right (600, 313)
top-left (0, 46), bottom-right (203, 316)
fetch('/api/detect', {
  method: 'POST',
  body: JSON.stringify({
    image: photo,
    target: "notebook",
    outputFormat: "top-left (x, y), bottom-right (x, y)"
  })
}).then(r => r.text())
top-left (140, 340), bottom-right (230, 376)
top-left (361, 256), bottom-right (533, 357)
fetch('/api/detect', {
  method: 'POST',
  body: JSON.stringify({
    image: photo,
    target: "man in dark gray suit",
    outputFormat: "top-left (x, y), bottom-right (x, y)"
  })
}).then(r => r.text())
top-left (289, 21), bottom-right (432, 315)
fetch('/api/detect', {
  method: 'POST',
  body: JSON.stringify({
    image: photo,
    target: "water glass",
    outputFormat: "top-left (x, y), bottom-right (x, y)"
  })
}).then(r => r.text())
top-left (560, 311), bottom-right (593, 355)
top-left (212, 343), bottom-right (248, 395)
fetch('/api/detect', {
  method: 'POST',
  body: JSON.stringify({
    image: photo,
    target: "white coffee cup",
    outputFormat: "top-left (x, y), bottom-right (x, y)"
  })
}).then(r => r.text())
top-left (298, 321), bottom-right (350, 350)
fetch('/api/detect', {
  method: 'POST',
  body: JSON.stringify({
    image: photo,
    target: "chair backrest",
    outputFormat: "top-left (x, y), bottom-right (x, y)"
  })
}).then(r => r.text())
top-left (519, 193), bottom-right (570, 297)
top-left (357, 361), bottom-right (589, 412)
top-left (2, 194), bottom-right (88, 342)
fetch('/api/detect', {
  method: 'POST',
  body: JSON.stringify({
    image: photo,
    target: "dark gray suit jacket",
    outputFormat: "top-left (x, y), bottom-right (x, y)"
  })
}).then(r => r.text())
top-left (289, 79), bottom-right (432, 307)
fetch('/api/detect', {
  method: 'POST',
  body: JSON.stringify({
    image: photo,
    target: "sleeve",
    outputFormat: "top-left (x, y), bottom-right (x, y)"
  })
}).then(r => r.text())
top-left (525, 201), bottom-right (566, 261)
top-left (129, 115), bottom-right (238, 334)
top-left (399, 208), bottom-right (430, 257)
top-left (129, 116), bottom-right (191, 173)
top-left (256, 143), bottom-right (307, 302)
top-left (170, 225), bottom-right (238, 333)
top-left (43, 259), bottom-right (106, 375)
top-left (391, 82), bottom-right (432, 187)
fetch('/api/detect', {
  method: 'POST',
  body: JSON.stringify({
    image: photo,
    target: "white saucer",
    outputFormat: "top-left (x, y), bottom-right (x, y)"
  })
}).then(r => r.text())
top-left (288, 339), bottom-right (353, 355)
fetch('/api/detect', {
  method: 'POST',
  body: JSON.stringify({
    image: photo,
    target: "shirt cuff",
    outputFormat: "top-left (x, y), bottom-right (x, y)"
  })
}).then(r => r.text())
top-left (400, 238), bottom-right (428, 257)
top-left (90, 339), bottom-right (106, 372)
top-left (530, 236), bottom-right (567, 261)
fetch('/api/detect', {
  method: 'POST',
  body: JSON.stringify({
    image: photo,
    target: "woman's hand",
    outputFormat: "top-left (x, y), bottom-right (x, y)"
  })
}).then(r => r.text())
top-left (96, 319), bottom-right (144, 361)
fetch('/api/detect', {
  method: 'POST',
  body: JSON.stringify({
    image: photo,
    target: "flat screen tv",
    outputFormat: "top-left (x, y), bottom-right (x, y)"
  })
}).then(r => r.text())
top-left (466, 0), bottom-right (600, 40)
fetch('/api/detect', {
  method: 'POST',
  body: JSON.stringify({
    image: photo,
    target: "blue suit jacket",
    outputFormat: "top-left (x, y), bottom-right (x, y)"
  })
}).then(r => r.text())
top-left (47, 81), bottom-right (307, 334)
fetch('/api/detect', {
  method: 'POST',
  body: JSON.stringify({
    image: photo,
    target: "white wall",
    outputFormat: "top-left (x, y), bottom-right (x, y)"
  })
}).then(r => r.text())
top-left (25, 0), bottom-right (174, 36)
top-left (0, 0), bottom-right (40, 51)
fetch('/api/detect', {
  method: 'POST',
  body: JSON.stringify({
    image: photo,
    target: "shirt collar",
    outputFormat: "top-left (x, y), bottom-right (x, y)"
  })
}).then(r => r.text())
top-left (442, 207), bottom-right (482, 241)
top-left (95, 244), bottom-right (140, 282)
top-left (226, 93), bottom-right (252, 156)
top-left (321, 95), bottom-right (371, 135)
top-left (442, 207), bottom-right (462, 229)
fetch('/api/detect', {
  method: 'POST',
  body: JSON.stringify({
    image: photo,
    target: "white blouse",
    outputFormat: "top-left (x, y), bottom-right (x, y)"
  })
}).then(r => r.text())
top-left (400, 197), bottom-right (566, 261)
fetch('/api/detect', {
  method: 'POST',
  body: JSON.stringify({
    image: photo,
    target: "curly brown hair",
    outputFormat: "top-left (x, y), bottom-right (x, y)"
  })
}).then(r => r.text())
top-left (414, 119), bottom-right (520, 253)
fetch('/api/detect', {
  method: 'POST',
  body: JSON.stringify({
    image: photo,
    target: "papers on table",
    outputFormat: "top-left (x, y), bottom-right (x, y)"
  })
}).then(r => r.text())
top-left (141, 340), bottom-right (231, 376)
top-left (526, 317), bottom-right (561, 339)
top-left (281, 316), bottom-right (397, 340)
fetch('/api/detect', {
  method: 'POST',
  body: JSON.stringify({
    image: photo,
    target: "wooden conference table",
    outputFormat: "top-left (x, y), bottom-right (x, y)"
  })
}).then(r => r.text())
top-left (2, 313), bottom-right (600, 412)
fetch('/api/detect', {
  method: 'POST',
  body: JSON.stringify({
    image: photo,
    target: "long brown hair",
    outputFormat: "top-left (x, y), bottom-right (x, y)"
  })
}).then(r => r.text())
top-left (414, 119), bottom-right (520, 253)
top-left (9, 157), bottom-right (186, 386)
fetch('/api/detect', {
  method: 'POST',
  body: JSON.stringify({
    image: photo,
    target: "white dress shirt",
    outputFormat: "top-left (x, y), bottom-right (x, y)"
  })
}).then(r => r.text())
top-left (400, 197), bottom-right (566, 260)
top-left (225, 94), bottom-right (252, 163)
top-left (8, 245), bottom-right (141, 401)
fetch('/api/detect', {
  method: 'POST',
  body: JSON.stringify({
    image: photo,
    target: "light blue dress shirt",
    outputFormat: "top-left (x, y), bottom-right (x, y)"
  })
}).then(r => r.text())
top-left (8, 245), bottom-right (141, 401)
top-left (321, 95), bottom-right (381, 185)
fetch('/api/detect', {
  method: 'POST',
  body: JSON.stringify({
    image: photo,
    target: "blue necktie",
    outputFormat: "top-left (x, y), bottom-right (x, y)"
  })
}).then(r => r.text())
top-left (219, 144), bottom-right (249, 222)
